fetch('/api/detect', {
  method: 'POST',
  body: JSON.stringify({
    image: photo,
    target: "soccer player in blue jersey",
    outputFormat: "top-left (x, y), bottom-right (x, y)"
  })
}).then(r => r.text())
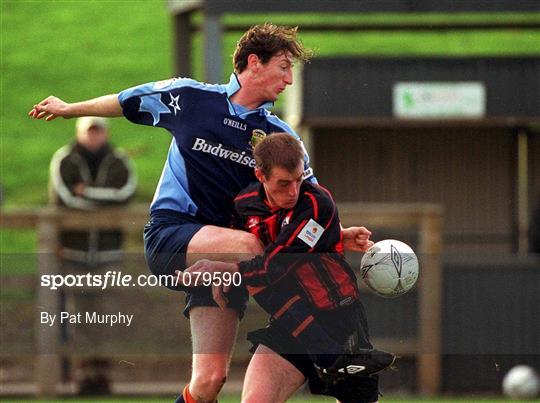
top-left (29, 24), bottom-right (374, 402)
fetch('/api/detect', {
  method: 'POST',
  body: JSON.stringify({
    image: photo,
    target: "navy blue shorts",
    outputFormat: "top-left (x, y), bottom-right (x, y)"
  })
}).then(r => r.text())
top-left (144, 209), bottom-right (248, 318)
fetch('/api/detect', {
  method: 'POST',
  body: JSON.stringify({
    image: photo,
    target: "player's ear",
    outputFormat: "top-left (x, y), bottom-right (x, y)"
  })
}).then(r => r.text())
top-left (247, 54), bottom-right (261, 72)
top-left (254, 167), bottom-right (265, 183)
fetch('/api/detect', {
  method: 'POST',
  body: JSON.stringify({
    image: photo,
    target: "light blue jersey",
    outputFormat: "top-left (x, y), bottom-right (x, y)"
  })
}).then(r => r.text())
top-left (118, 74), bottom-right (315, 226)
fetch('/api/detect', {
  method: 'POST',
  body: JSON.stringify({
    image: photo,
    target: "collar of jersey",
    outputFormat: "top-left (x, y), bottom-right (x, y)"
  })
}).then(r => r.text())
top-left (225, 73), bottom-right (274, 116)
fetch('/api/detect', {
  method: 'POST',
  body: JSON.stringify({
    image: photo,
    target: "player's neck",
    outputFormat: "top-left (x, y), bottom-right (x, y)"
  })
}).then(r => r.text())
top-left (230, 72), bottom-right (264, 110)
top-left (230, 89), bottom-right (261, 110)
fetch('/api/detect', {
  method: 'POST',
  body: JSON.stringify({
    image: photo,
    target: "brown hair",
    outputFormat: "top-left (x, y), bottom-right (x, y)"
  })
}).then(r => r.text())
top-left (253, 132), bottom-right (304, 177)
top-left (233, 23), bottom-right (312, 73)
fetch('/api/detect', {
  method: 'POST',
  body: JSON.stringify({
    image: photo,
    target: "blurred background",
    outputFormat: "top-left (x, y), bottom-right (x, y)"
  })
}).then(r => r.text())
top-left (1, 0), bottom-right (539, 401)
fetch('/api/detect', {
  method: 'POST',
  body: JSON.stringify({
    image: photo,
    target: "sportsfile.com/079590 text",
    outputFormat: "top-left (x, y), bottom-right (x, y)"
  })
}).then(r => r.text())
top-left (40, 271), bottom-right (242, 290)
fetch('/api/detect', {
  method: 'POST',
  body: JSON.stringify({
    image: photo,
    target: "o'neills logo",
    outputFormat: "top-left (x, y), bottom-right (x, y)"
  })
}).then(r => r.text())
top-left (192, 138), bottom-right (256, 167)
top-left (223, 118), bottom-right (247, 131)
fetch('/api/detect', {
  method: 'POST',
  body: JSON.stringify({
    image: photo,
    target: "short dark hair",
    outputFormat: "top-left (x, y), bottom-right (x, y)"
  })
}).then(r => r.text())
top-left (253, 132), bottom-right (304, 177)
top-left (233, 23), bottom-right (312, 73)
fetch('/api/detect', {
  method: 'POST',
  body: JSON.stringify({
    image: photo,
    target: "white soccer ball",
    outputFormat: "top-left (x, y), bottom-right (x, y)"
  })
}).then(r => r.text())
top-left (360, 239), bottom-right (419, 298)
top-left (502, 365), bottom-right (540, 400)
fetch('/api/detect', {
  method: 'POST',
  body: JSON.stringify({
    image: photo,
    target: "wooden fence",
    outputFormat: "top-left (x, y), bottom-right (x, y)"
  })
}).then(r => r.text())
top-left (0, 203), bottom-right (442, 396)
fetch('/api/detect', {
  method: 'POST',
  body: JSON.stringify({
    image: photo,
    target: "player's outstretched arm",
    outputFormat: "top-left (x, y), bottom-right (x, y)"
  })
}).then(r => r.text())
top-left (28, 94), bottom-right (123, 121)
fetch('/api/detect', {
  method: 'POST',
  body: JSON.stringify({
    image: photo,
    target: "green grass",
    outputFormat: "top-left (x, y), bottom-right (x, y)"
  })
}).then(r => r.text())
top-left (1, 2), bottom-right (539, 256)
top-left (1, 0), bottom-right (174, 208)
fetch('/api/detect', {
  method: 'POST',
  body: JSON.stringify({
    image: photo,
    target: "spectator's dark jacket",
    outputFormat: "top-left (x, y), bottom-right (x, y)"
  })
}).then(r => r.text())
top-left (49, 142), bottom-right (137, 265)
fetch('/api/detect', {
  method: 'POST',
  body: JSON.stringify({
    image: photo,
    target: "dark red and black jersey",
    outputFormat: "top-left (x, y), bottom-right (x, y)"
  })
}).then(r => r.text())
top-left (235, 181), bottom-right (359, 311)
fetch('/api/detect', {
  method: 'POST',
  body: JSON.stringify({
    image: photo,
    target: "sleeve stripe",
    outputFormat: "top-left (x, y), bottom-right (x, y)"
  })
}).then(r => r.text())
top-left (234, 191), bottom-right (259, 202)
top-left (316, 184), bottom-right (334, 200)
top-left (273, 295), bottom-right (301, 319)
top-left (263, 244), bottom-right (284, 272)
top-left (286, 219), bottom-right (308, 247)
top-left (292, 315), bottom-right (314, 338)
top-left (305, 192), bottom-right (319, 221)
top-left (246, 285), bottom-right (266, 296)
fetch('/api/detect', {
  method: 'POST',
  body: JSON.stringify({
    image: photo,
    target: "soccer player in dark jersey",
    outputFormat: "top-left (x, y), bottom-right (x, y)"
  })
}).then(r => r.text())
top-left (182, 133), bottom-right (395, 403)
top-left (29, 24), bottom-right (374, 403)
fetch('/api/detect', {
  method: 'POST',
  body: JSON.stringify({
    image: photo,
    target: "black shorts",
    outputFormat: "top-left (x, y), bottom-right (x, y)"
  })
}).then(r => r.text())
top-left (247, 302), bottom-right (379, 403)
top-left (143, 209), bottom-right (248, 318)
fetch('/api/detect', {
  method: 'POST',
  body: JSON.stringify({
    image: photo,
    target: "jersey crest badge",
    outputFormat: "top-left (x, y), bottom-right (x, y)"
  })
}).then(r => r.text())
top-left (281, 215), bottom-right (291, 228)
top-left (247, 216), bottom-right (261, 229)
top-left (249, 129), bottom-right (267, 148)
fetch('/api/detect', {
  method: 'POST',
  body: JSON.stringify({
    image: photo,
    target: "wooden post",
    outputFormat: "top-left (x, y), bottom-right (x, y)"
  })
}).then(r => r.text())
top-left (35, 210), bottom-right (61, 397)
top-left (172, 10), bottom-right (192, 78)
top-left (417, 211), bottom-right (443, 395)
top-left (516, 129), bottom-right (529, 254)
top-left (203, 11), bottom-right (222, 83)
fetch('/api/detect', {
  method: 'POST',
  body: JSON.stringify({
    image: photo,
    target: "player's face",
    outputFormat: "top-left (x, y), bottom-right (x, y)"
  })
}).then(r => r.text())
top-left (258, 163), bottom-right (304, 210)
top-left (253, 51), bottom-right (294, 102)
top-left (77, 125), bottom-right (109, 152)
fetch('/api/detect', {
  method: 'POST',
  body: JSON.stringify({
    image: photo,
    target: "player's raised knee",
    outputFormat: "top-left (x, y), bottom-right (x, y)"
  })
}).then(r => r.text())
top-left (235, 231), bottom-right (264, 255)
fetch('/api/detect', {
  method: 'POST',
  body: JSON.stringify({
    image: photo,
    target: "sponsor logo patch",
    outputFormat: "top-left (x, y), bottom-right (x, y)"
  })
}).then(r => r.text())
top-left (297, 218), bottom-right (324, 247)
top-left (249, 129), bottom-right (267, 148)
top-left (192, 138), bottom-right (256, 167)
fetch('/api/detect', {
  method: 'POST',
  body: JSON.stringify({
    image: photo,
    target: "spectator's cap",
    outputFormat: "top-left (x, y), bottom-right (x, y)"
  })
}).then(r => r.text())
top-left (76, 116), bottom-right (109, 132)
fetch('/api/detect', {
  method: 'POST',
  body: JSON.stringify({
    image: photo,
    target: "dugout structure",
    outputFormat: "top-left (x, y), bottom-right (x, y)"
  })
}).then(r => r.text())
top-left (284, 56), bottom-right (539, 394)
top-left (166, 4), bottom-right (540, 392)
top-left (167, 0), bottom-right (540, 254)
top-left (285, 56), bottom-right (540, 255)
top-left (166, 0), bottom-right (540, 83)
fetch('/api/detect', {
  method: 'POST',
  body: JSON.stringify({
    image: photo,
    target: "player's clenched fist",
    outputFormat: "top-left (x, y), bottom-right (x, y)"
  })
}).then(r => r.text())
top-left (341, 226), bottom-right (374, 252)
top-left (28, 95), bottom-right (71, 121)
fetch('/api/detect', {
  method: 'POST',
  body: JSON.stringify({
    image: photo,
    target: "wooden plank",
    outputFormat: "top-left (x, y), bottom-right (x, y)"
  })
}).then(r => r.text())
top-left (0, 209), bottom-right (40, 228)
top-left (57, 207), bottom-right (149, 231)
top-left (2, 203), bottom-right (444, 395)
top-left (338, 203), bottom-right (443, 228)
top-left (35, 214), bottom-right (61, 397)
top-left (417, 213), bottom-right (443, 396)
top-left (304, 116), bottom-right (540, 130)
top-left (0, 205), bottom-right (149, 232)
top-left (370, 337), bottom-right (417, 356)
